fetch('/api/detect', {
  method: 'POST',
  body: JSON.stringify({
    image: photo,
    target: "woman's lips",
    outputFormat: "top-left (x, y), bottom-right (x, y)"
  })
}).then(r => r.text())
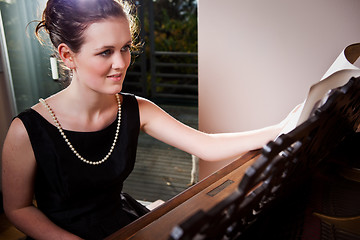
top-left (107, 73), bottom-right (122, 81)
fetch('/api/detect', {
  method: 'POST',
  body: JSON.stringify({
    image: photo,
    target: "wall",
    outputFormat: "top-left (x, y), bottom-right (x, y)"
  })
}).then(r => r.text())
top-left (0, 54), bottom-right (14, 192)
top-left (0, 10), bottom-right (17, 192)
top-left (0, 68), bottom-right (13, 155)
top-left (198, 0), bottom-right (360, 179)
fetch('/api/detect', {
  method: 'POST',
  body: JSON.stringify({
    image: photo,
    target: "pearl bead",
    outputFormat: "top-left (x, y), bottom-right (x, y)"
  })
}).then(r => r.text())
top-left (39, 94), bottom-right (121, 165)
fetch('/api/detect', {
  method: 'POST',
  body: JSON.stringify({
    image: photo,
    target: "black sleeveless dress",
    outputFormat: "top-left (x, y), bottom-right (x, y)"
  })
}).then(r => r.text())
top-left (17, 93), bottom-right (148, 239)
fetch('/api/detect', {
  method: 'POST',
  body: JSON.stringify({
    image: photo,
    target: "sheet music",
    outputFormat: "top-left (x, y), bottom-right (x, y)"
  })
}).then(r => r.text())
top-left (280, 43), bottom-right (360, 135)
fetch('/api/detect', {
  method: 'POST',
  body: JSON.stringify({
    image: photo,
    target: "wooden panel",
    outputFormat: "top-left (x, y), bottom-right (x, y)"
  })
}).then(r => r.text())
top-left (105, 150), bottom-right (261, 240)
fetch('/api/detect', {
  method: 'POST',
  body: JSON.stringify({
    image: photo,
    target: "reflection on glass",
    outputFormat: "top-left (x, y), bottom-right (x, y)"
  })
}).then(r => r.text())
top-left (0, 0), bottom-right (62, 113)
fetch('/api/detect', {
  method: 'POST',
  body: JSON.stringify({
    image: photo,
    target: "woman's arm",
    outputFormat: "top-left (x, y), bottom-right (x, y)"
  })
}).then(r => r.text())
top-left (138, 97), bottom-right (298, 162)
top-left (1, 118), bottom-right (83, 240)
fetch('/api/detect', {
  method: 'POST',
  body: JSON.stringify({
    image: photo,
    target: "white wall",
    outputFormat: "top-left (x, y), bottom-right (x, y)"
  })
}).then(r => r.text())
top-left (198, 0), bottom-right (360, 179)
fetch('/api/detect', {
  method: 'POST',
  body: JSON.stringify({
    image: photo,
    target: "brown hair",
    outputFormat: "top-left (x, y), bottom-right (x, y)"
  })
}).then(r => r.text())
top-left (35, 0), bottom-right (141, 53)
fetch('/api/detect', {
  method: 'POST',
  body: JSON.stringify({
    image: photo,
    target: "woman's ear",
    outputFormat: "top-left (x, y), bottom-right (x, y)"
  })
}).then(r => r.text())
top-left (58, 43), bottom-right (75, 69)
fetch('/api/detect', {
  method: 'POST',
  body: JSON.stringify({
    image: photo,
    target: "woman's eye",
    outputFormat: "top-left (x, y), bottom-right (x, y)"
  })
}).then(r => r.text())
top-left (121, 45), bottom-right (131, 52)
top-left (99, 49), bottom-right (112, 56)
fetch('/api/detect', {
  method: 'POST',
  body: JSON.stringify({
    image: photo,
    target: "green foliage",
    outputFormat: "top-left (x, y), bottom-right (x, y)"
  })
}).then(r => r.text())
top-left (143, 0), bottom-right (198, 53)
top-left (123, 0), bottom-right (198, 102)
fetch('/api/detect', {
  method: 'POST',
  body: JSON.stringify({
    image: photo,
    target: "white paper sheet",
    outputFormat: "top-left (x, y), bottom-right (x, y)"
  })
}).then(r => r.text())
top-left (280, 43), bottom-right (360, 135)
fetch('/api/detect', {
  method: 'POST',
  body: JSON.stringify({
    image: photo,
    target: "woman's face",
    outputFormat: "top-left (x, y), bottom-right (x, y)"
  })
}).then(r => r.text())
top-left (71, 16), bottom-right (132, 95)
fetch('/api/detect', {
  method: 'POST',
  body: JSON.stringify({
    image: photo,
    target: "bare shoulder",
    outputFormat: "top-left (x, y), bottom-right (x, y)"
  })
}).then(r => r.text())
top-left (2, 118), bottom-right (36, 213)
top-left (136, 96), bottom-right (164, 117)
top-left (31, 101), bottom-right (44, 113)
top-left (136, 96), bottom-right (157, 128)
top-left (30, 90), bottom-right (67, 124)
top-left (135, 96), bottom-right (153, 107)
top-left (2, 117), bottom-right (35, 166)
top-left (136, 97), bottom-right (163, 116)
top-left (31, 98), bottom-right (53, 123)
top-left (135, 96), bottom-right (166, 120)
top-left (5, 117), bottom-right (29, 141)
top-left (135, 96), bottom-right (163, 111)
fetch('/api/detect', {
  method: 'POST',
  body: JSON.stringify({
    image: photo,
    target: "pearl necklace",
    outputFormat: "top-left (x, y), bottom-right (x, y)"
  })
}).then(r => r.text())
top-left (39, 94), bottom-right (121, 165)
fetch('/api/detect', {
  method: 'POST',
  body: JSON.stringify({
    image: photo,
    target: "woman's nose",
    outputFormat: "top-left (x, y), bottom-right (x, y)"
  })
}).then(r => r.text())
top-left (112, 53), bottom-right (128, 70)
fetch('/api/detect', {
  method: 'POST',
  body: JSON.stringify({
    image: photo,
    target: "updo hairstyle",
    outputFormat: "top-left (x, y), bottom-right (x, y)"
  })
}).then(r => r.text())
top-left (35, 0), bottom-right (141, 53)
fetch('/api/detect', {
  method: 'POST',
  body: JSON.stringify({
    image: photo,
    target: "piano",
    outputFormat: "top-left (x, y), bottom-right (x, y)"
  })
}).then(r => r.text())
top-left (106, 76), bottom-right (360, 240)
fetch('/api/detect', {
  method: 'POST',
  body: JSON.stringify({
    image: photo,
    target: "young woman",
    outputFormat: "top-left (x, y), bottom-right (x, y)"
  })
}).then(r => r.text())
top-left (2, 0), bottom-right (298, 239)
